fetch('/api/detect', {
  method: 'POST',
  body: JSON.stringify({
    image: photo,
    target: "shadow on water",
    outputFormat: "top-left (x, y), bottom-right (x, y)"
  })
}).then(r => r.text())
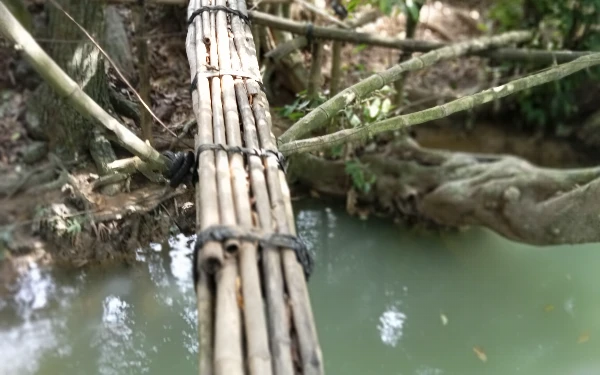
top-left (1, 199), bottom-right (600, 375)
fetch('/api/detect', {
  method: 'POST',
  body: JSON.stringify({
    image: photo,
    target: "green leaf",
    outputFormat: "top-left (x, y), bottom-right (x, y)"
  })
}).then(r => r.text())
top-left (349, 114), bottom-right (362, 127)
top-left (368, 98), bottom-right (382, 119)
top-left (405, 0), bottom-right (421, 21)
top-left (381, 98), bottom-right (393, 115)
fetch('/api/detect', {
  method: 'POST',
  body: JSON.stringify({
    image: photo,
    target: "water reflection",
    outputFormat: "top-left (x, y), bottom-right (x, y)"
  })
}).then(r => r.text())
top-left (377, 304), bottom-right (407, 347)
top-left (1, 200), bottom-right (600, 374)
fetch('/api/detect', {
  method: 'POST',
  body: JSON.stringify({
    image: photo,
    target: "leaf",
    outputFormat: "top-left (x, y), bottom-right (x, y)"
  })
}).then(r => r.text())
top-left (381, 98), bottom-right (393, 115)
top-left (578, 332), bottom-right (590, 344)
top-left (297, 100), bottom-right (311, 110)
top-left (11, 132), bottom-right (20, 141)
top-left (349, 114), bottom-right (362, 127)
top-left (368, 98), bottom-right (382, 119)
top-left (473, 346), bottom-right (487, 363)
top-left (440, 313), bottom-right (448, 326)
top-left (405, 0), bottom-right (421, 21)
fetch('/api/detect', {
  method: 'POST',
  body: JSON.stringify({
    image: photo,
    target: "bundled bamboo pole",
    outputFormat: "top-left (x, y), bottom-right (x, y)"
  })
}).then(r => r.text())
top-left (185, 0), bottom-right (323, 374)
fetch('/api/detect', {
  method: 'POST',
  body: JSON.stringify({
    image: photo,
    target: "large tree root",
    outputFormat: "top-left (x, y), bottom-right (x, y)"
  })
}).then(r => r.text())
top-left (290, 139), bottom-right (600, 245)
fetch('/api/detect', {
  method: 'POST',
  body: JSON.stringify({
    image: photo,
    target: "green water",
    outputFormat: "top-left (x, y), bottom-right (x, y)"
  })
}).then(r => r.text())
top-left (2, 200), bottom-right (600, 375)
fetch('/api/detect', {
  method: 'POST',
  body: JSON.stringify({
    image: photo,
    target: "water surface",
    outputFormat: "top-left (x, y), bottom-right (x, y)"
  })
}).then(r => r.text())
top-left (1, 200), bottom-right (599, 375)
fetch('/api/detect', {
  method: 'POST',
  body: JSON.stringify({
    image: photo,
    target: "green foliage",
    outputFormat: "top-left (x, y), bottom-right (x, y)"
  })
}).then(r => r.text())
top-left (66, 219), bottom-right (82, 237)
top-left (345, 160), bottom-right (377, 194)
top-left (277, 91), bottom-right (327, 121)
top-left (489, 0), bottom-right (524, 31)
top-left (488, 0), bottom-right (600, 132)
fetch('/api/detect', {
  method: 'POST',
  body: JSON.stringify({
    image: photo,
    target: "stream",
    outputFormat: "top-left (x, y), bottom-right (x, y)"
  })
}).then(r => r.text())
top-left (1, 200), bottom-right (600, 375)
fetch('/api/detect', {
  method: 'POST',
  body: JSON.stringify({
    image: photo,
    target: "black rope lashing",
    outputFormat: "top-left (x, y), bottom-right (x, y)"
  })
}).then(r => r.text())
top-left (305, 23), bottom-right (314, 45)
top-left (189, 70), bottom-right (265, 94)
top-left (161, 144), bottom-right (286, 188)
top-left (162, 150), bottom-right (195, 188)
top-left (196, 143), bottom-right (286, 172)
top-left (192, 225), bottom-right (314, 287)
top-left (187, 5), bottom-right (250, 26)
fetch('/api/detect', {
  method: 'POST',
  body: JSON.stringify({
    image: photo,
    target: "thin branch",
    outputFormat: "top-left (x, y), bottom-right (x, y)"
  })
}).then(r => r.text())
top-left (250, 10), bottom-right (591, 63)
top-left (279, 53), bottom-right (600, 155)
top-left (0, 0), bottom-right (166, 170)
top-left (279, 30), bottom-right (533, 144)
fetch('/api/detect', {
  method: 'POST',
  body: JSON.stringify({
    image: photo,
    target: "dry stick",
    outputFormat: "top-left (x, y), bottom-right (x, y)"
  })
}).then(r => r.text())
top-left (329, 40), bottom-right (343, 95)
top-left (279, 30), bottom-right (532, 144)
top-left (0, 1), bottom-right (165, 170)
top-left (280, 53), bottom-right (600, 155)
top-left (307, 41), bottom-right (324, 99)
top-left (228, 2), bottom-right (275, 375)
top-left (264, 35), bottom-right (307, 62)
top-left (331, 10), bottom-right (381, 95)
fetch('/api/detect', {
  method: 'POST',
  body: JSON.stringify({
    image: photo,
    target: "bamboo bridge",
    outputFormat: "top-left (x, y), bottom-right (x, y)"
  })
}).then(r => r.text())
top-left (176, 1), bottom-right (323, 374)
top-left (0, 0), bottom-right (324, 372)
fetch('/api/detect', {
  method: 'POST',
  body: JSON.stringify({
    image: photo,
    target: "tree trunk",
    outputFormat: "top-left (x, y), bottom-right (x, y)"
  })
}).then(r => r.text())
top-left (28, 0), bottom-right (112, 160)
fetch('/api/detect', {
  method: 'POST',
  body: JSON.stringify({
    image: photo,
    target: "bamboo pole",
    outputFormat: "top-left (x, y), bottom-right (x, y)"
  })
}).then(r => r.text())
top-left (208, 5), bottom-right (245, 375)
top-left (228, 1), bottom-right (274, 374)
top-left (252, 90), bottom-right (324, 375)
top-left (187, 0), bottom-right (223, 273)
top-left (186, 3), bottom-right (219, 374)
top-left (229, 1), bottom-right (297, 374)
top-left (196, 269), bottom-right (215, 375)
top-left (231, 3), bottom-right (324, 374)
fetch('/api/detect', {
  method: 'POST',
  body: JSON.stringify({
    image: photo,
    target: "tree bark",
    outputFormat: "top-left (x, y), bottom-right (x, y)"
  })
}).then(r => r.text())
top-left (289, 138), bottom-right (600, 246)
top-left (29, 0), bottom-right (112, 159)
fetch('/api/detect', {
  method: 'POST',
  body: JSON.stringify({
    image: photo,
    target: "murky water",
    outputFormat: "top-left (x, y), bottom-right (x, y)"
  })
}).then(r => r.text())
top-left (2, 200), bottom-right (600, 375)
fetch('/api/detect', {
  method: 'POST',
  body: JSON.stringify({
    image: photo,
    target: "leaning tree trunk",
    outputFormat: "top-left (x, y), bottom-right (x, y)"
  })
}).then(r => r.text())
top-left (28, 0), bottom-right (112, 161)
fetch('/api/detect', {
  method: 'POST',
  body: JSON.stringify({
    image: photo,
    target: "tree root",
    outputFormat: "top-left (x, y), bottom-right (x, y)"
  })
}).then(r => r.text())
top-left (290, 138), bottom-right (600, 245)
